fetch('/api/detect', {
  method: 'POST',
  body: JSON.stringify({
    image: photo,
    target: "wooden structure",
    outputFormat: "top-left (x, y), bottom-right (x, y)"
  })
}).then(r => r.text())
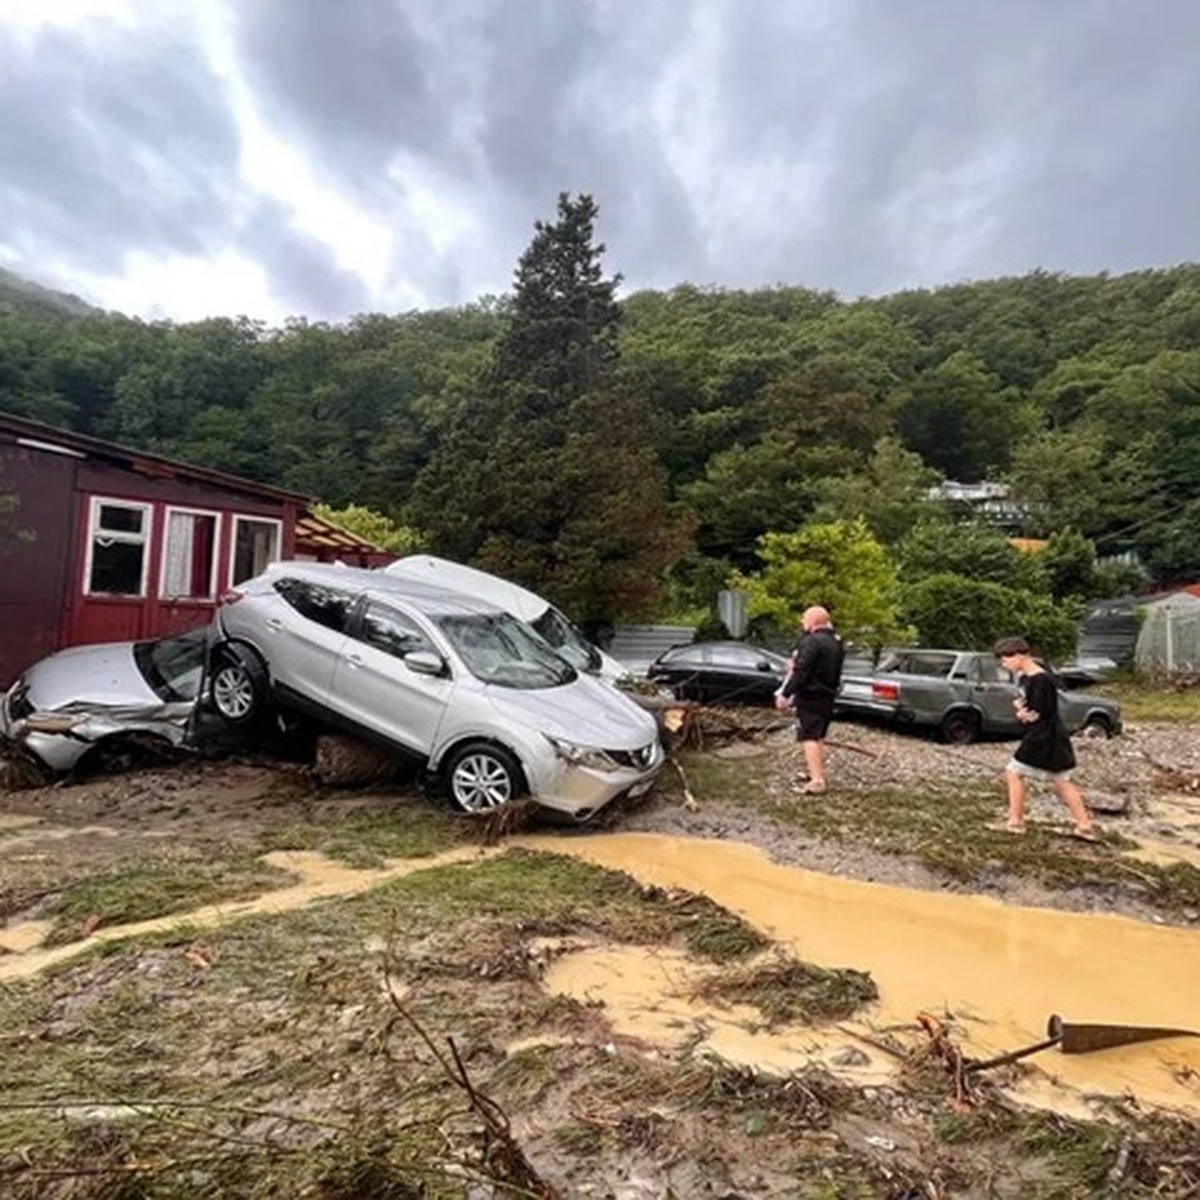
top-left (0, 411), bottom-right (310, 686)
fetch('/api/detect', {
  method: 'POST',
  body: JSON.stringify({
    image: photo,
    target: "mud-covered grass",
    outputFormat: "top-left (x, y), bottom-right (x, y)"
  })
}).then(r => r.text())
top-left (668, 749), bottom-right (1200, 912)
top-left (257, 800), bottom-right (466, 866)
top-left (41, 857), bottom-right (293, 944)
top-left (2, 834), bottom-right (1198, 1198)
top-left (690, 954), bottom-right (878, 1025)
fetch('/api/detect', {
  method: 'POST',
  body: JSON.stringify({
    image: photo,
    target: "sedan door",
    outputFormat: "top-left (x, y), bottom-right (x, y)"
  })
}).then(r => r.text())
top-left (328, 598), bottom-right (453, 754)
top-left (706, 644), bottom-right (783, 704)
top-left (964, 657), bottom-right (1021, 734)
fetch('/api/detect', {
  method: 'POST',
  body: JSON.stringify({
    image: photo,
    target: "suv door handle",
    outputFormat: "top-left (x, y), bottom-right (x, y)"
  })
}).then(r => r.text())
top-left (266, 618), bottom-right (283, 630)
top-left (345, 653), bottom-right (364, 669)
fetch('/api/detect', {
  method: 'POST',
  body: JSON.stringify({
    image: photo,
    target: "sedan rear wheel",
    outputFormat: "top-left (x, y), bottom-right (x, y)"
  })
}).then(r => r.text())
top-left (444, 742), bottom-right (525, 814)
top-left (939, 709), bottom-right (981, 745)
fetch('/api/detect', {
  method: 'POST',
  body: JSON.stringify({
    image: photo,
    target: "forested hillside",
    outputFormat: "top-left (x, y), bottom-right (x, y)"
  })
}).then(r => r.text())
top-left (3, 225), bottom-right (1199, 639)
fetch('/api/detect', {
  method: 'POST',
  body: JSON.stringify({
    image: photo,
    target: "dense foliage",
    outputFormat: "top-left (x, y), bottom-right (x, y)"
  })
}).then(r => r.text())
top-left (3, 225), bottom-right (1200, 639)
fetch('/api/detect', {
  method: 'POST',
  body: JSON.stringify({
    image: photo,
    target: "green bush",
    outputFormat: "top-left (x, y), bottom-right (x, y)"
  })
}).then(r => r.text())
top-left (899, 573), bottom-right (1081, 661)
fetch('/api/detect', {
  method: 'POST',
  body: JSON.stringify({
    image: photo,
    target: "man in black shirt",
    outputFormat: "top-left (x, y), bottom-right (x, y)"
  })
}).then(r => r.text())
top-left (777, 606), bottom-right (844, 794)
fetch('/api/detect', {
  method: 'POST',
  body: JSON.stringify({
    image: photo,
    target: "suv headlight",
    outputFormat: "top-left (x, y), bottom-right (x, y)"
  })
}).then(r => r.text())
top-left (544, 735), bottom-right (619, 772)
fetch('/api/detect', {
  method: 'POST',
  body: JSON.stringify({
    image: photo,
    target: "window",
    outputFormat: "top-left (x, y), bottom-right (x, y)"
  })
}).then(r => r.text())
top-left (86, 498), bottom-right (152, 596)
top-left (161, 509), bottom-right (219, 600)
top-left (273, 578), bottom-right (356, 632)
top-left (231, 516), bottom-right (281, 585)
top-left (358, 601), bottom-right (434, 659)
top-left (134, 628), bottom-right (209, 701)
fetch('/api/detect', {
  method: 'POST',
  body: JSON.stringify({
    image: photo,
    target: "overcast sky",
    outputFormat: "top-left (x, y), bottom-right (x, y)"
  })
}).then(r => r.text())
top-left (1, 0), bottom-right (1197, 324)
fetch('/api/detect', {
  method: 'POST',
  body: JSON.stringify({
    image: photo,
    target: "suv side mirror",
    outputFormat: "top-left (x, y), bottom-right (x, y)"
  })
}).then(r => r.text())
top-left (405, 650), bottom-right (446, 677)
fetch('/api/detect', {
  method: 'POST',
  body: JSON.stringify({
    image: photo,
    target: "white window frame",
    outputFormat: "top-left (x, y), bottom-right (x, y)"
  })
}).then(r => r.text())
top-left (229, 514), bottom-right (283, 587)
top-left (83, 496), bottom-right (154, 598)
top-left (160, 506), bottom-right (222, 602)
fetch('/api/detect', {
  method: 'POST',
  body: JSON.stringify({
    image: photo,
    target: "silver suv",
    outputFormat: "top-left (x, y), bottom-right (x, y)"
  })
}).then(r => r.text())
top-left (209, 562), bottom-right (663, 820)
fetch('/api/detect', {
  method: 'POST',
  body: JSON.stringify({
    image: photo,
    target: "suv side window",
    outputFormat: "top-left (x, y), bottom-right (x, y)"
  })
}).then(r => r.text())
top-left (273, 578), bottom-right (356, 632)
top-left (357, 600), bottom-right (435, 660)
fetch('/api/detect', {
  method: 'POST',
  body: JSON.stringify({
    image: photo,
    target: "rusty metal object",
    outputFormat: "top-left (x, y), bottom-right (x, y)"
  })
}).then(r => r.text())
top-left (1054, 1013), bottom-right (1200, 1054)
top-left (966, 1013), bottom-right (1200, 1075)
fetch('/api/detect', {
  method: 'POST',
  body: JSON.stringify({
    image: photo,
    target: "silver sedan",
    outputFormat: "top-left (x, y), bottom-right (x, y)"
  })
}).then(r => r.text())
top-left (0, 628), bottom-right (207, 774)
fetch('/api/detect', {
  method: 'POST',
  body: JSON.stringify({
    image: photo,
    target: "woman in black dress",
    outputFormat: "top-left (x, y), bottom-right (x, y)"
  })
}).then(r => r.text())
top-left (993, 636), bottom-right (1100, 840)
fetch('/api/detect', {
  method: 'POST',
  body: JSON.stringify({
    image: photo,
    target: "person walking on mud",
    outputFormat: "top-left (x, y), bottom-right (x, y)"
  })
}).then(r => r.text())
top-left (993, 636), bottom-right (1100, 840)
top-left (776, 606), bottom-right (844, 794)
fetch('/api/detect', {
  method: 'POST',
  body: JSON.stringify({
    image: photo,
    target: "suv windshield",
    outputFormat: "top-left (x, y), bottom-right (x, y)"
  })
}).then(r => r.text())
top-left (530, 607), bottom-right (600, 672)
top-left (437, 614), bottom-right (577, 689)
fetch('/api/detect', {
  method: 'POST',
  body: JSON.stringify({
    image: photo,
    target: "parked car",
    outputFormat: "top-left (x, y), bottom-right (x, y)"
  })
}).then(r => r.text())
top-left (836, 648), bottom-right (1122, 744)
top-left (382, 555), bottom-right (628, 685)
top-left (0, 628), bottom-right (208, 773)
top-left (209, 562), bottom-right (663, 820)
top-left (1052, 655), bottom-right (1120, 690)
top-left (647, 641), bottom-right (790, 705)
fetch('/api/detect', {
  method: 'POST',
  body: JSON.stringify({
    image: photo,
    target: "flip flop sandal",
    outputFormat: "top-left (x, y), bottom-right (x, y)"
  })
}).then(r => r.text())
top-left (1048, 826), bottom-right (1102, 843)
top-left (985, 822), bottom-right (1027, 835)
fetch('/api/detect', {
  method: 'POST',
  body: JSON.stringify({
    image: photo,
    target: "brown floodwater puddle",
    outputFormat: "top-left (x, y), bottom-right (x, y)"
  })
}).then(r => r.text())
top-left (520, 832), bottom-right (1200, 1119)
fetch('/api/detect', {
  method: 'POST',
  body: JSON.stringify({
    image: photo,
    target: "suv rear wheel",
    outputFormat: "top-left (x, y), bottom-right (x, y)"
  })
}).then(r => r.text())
top-left (443, 742), bottom-right (525, 813)
top-left (210, 644), bottom-right (270, 726)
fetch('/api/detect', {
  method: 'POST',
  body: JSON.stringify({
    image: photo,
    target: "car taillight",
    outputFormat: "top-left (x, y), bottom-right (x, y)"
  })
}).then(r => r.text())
top-left (219, 590), bottom-right (244, 606)
top-left (872, 682), bottom-right (900, 701)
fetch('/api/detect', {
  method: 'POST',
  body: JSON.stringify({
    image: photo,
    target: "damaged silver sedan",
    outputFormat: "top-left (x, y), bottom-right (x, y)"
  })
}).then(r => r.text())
top-left (0, 628), bottom-right (207, 774)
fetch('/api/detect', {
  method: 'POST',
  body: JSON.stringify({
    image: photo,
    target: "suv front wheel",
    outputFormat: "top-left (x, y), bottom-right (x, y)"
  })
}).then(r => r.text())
top-left (443, 742), bottom-right (526, 813)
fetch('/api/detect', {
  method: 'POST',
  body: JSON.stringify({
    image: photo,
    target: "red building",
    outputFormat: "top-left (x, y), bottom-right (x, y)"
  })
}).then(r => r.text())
top-left (0, 411), bottom-right (316, 686)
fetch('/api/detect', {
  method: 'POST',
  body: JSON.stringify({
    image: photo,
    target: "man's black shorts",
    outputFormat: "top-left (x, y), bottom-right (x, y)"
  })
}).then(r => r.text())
top-left (795, 700), bottom-right (835, 741)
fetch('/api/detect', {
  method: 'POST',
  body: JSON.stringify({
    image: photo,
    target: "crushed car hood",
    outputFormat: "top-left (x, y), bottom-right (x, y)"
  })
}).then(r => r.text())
top-left (22, 643), bottom-right (157, 712)
top-left (487, 675), bottom-right (657, 749)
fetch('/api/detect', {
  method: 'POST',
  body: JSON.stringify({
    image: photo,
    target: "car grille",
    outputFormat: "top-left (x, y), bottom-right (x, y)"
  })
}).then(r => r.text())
top-left (607, 743), bottom-right (657, 770)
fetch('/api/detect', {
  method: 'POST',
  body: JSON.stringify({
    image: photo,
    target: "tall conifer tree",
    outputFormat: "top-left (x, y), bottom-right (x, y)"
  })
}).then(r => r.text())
top-left (409, 193), bottom-right (690, 620)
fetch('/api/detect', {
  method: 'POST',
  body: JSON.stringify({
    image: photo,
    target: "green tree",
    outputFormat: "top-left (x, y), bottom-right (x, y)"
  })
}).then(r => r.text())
top-left (408, 193), bottom-right (691, 621)
top-left (897, 350), bottom-right (1034, 480)
top-left (1004, 422), bottom-right (1148, 539)
top-left (897, 519), bottom-right (1046, 592)
top-left (730, 518), bottom-right (908, 646)
top-left (899, 573), bottom-right (1080, 661)
top-left (811, 436), bottom-right (942, 545)
top-left (1039, 529), bottom-right (1098, 601)
top-left (311, 503), bottom-right (423, 555)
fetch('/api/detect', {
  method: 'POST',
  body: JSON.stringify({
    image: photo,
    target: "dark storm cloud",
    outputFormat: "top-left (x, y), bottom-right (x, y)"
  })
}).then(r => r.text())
top-left (232, 0), bottom-right (460, 193)
top-left (228, 0), bottom-right (709, 298)
top-left (4, 0), bottom-right (1198, 320)
top-left (0, 18), bottom-right (241, 274)
top-left (719, 0), bottom-right (1200, 294)
top-left (236, 201), bottom-right (374, 320)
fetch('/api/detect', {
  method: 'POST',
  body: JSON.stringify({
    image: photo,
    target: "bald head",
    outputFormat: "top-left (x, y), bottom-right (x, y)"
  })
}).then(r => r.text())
top-left (802, 606), bottom-right (832, 632)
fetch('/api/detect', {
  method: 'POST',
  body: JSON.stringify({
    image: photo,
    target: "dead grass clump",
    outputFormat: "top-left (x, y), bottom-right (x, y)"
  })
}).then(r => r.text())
top-left (691, 955), bottom-right (878, 1026)
top-left (703, 1064), bottom-right (848, 1131)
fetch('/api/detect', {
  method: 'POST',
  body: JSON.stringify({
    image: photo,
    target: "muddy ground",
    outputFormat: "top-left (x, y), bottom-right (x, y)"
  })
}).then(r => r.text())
top-left (1, 714), bottom-right (1199, 1198)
